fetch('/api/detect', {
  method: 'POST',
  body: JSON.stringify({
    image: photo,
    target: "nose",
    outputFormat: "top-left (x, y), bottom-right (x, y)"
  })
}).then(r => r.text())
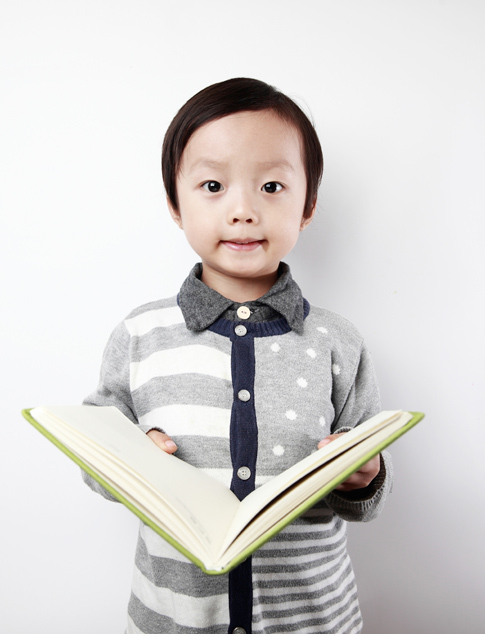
top-left (228, 190), bottom-right (259, 224)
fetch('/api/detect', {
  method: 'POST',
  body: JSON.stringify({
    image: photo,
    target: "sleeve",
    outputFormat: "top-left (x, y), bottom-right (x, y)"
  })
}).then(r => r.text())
top-left (83, 321), bottom-right (136, 421)
top-left (81, 320), bottom-right (137, 502)
top-left (325, 343), bottom-right (394, 522)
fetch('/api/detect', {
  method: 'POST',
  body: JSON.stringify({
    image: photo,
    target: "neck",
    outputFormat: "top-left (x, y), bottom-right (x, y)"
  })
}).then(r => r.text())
top-left (200, 268), bottom-right (278, 302)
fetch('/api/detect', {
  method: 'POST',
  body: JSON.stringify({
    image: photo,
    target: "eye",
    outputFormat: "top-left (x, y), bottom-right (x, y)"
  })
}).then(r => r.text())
top-left (262, 182), bottom-right (283, 194)
top-left (202, 181), bottom-right (224, 193)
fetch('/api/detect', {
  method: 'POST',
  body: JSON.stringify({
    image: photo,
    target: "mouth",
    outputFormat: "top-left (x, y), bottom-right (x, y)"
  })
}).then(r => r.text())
top-left (221, 239), bottom-right (264, 252)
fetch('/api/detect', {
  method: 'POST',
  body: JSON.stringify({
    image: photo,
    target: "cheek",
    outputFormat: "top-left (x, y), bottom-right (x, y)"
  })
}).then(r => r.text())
top-left (181, 214), bottom-right (216, 249)
top-left (276, 216), bottom-right (304, 249)
top-left (283, 232), bottom-right (302, 256)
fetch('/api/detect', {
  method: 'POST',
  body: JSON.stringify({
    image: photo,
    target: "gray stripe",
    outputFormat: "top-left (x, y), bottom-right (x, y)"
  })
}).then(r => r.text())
top-left (254, 562), bottom-right (355, 606)
top-left (253, 546), bottom-right (347, 575)
top-left (133, 375), bottom-right (233, 415)
top-left (295, 505), bottom-right (336, 524)
top-left (253, 553), bottom-right (351, 590)
top-left (162, 437), bottom-right (232, 470)
top-left (253, 522), bottom-right (345, 558)
top-left (255, 588), bottom-right (358, 621)
top-left (257, 528), bottom-right (344, 543)
top-left (256, 601), bottom-right (361, 634)
top-left (128, 593), bottom-right (228, 634)
top-left (254, 542), bottom-right (345, 560)
top-left (135, 537), bottom-right (227, 597)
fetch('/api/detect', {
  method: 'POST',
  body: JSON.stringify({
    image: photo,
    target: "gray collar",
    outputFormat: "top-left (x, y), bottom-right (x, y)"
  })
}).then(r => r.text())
top-left (178, 262), bottom-right (305, 334)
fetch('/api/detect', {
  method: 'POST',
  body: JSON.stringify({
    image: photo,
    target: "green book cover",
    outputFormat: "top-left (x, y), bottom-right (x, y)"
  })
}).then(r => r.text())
top-left (22, 407), bottom-right (424, 575)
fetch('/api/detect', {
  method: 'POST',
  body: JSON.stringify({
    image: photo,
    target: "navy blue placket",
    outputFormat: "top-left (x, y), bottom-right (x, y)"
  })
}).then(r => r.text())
top-left (208, 312), bottom-right (299, 634)
top-left (227, 322), bottom-right (257, 634)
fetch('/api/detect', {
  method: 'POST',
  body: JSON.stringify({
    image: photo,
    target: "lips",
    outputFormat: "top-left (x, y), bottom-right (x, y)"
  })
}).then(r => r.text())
top-left (222, 239), bottom-right (264, 251)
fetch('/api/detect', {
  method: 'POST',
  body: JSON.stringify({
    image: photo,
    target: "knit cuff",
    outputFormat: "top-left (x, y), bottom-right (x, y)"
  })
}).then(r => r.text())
top-left (332, 453), bottom-right (387, 502)
top-left (324, 450), bottom-right (393, 522)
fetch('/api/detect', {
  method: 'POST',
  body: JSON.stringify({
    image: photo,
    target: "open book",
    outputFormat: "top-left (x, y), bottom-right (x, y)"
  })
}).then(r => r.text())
top-left (22, 406), bottom-right (423, 574)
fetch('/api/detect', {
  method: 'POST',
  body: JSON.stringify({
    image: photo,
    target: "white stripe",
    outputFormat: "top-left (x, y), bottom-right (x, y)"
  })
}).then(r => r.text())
top-left (138, 404), bottom-right (231, 438)
top-left (130, 345), bottom-right (231, 389)
top-left (140, 524), bottom-right (195, 563)
top-left (201, 468), bottom-right (233, 487)
top-left (255, 474), bottom-right (275, 487)
top-left (125, 306), bottom-right (185, 336)
top-left (131, 565), bottom-right (229, 628)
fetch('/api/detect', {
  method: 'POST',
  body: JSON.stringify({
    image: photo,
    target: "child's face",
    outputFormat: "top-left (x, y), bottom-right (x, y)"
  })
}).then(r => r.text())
top-left (169, 110), bottom-right (312, 299)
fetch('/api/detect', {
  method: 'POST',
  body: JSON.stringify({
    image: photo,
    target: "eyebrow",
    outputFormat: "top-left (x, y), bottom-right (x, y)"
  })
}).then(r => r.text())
top-left (187, 158), bottom-right (295, 174)
top-left (187, 159), bottom-right (225, 173)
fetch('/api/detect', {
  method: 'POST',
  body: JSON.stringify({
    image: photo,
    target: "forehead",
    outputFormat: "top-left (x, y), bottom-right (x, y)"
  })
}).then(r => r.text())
top-left (179, 110), bottom-right (304, 175)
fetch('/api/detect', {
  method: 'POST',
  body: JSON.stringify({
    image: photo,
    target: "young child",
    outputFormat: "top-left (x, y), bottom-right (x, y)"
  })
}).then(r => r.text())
top-left (83, 77), bottom-right (391, 634)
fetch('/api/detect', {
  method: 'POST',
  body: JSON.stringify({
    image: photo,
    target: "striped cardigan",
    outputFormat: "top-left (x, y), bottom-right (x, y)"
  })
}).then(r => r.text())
top-left (83, 292), bottom-right (392, 634)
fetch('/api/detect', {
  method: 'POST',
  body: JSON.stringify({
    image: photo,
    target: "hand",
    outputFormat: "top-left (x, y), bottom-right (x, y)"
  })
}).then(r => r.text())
top-left (147, 429), bottom-right (178, 454)
top-left (318, 434), bottom-right (380, 491)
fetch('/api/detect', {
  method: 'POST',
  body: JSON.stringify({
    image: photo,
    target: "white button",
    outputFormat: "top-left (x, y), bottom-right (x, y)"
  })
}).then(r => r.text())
top-left (235, 325), bottom-right (247, 337)
top-left (237, 306), bottom-right (251, 319)
top-left (237, 467), bottom-right (251, 481)
top-left (233, 628), bottom-right (246, 634)
top-left (238, 389), bottom-right (251, 402)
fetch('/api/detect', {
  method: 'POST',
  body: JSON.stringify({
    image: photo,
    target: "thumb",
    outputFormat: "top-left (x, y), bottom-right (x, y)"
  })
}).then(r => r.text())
top-left (317, 433), bottom-right (342, 449)
top-left (146, 429), bottom-right (178, 454)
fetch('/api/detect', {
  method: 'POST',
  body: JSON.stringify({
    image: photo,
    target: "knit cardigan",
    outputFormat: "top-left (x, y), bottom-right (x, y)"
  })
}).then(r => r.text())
top-left (83, 293), bottom-right (392, 634)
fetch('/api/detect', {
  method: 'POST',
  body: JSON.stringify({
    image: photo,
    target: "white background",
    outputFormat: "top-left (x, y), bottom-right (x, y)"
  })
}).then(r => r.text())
top-left (1, 1), bottom-right (483, 632)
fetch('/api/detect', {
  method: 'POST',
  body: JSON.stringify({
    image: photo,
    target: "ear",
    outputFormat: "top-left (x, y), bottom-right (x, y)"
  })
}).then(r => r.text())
top-left (167, 196), bottom-right (183, 229)
top-left (300, 202), bottom-right (316, 231)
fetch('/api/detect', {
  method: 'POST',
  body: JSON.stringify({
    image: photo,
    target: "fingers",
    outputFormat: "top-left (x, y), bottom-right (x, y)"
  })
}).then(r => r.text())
top-left (317, 432), bottom-right (381, 491)
top-left (318, 434), bottom-right (340, 449)
top-left (146, 429), bottom-right (178, 454)
top-left (334, 454), bottom-right (381, 491)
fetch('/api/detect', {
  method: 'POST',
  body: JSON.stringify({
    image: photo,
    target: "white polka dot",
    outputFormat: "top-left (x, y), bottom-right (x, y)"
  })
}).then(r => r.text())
top-left (319, 415), bottom-right (326, 426)
top-left (271, 343), bottom-right (281, 352)
top-left (317, 327), bottom-right (328, 335)
top-left (285, 410), bottom-right (297, 421)
top-left (297, 377), bottom-right (308, 388)
top-left (332, 363), bottom-right (341, 375)
top-left (273, 445), bottom-right (285, 456)
top-left (306, 348), bottom-right (317, 358)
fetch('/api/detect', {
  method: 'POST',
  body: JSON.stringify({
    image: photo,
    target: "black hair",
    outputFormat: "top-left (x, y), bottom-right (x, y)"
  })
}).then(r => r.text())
top-left (162, 77), bottom-right (323, 219)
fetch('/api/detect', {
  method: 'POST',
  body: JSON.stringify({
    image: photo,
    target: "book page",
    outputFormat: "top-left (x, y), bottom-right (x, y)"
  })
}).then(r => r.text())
top-left (221, 411), bottom-right (408, 552)
top-left (31, 406), bottom-right (239, 562)
top-left (57, 433), bottom-right (216, 555)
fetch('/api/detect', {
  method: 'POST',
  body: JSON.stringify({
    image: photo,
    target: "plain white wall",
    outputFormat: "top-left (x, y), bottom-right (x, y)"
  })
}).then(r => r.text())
top-left (1, 1), bottom-right (483, 632)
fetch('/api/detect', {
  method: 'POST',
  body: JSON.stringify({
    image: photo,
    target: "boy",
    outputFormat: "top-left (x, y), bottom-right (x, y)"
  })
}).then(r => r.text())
top-left (84, 77), bottom-right (390, 634)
